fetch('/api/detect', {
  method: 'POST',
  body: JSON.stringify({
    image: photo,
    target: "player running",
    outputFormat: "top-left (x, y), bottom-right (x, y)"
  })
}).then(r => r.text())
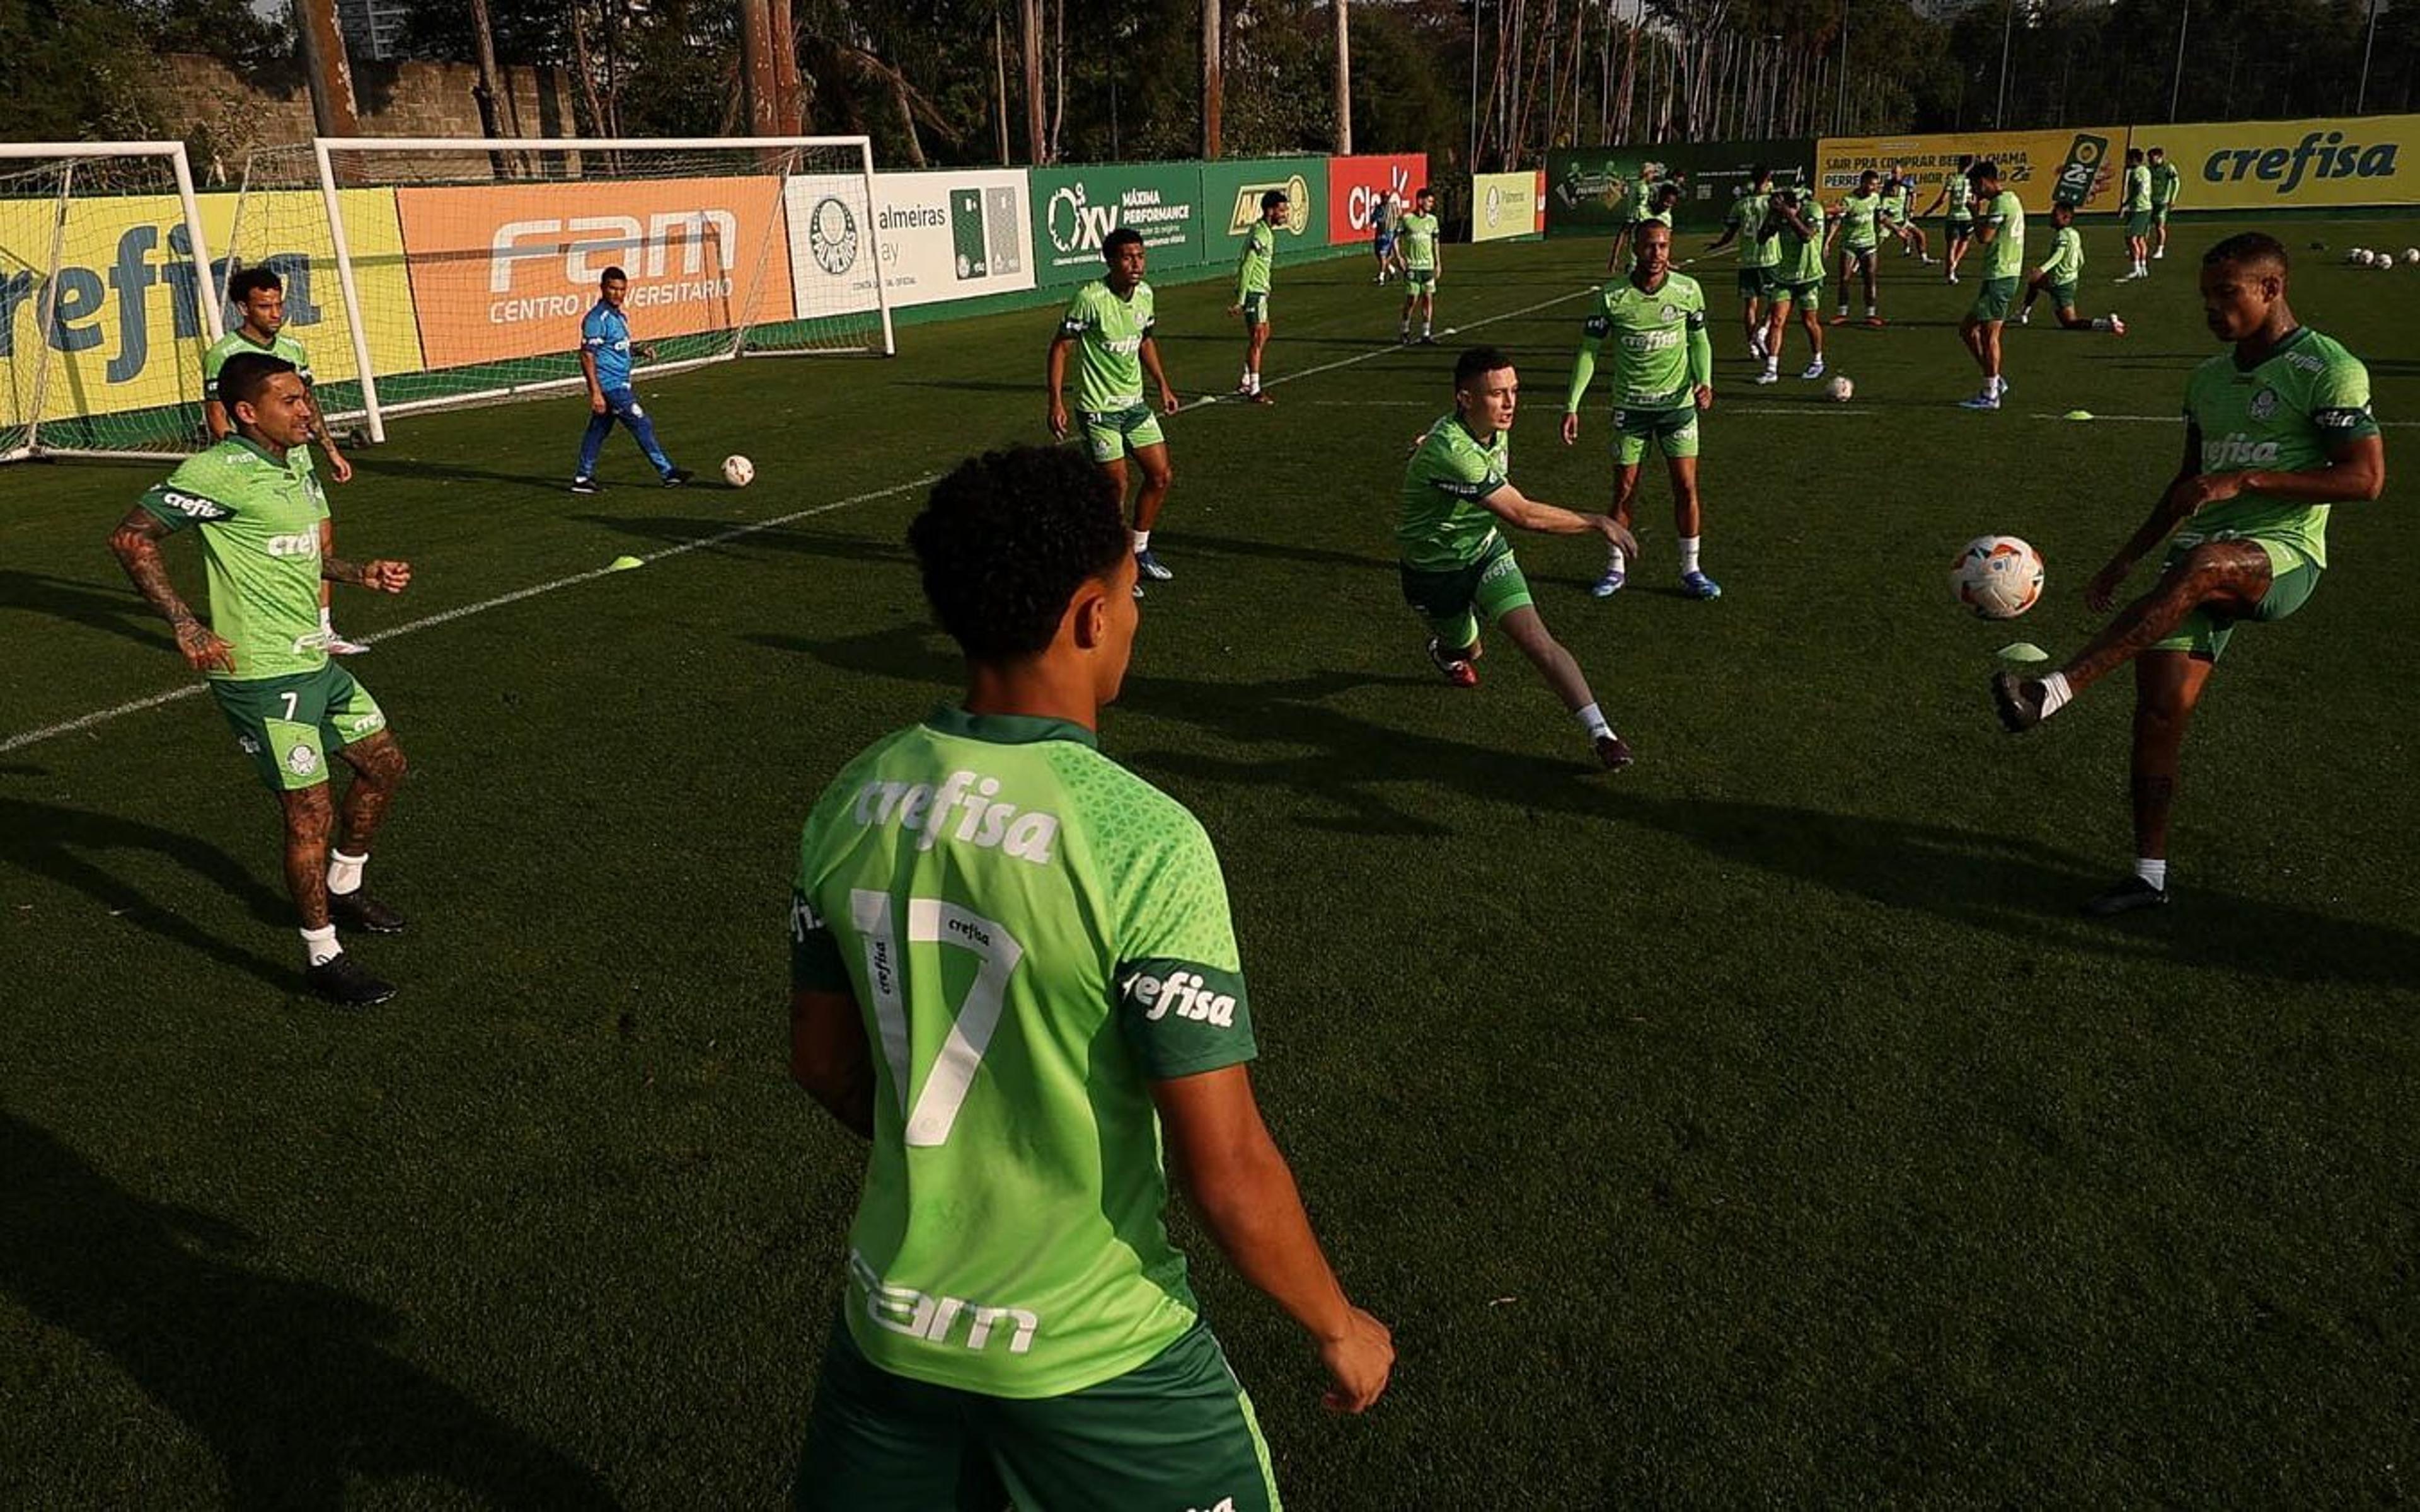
top-left (790, 446), bottom-right (1394, 1511)
top-left (2118, 146), bottom-right (2153, 281)
top-left (1230, 190), bottom-right (1288, 404)
top-left (1705, 165), bottom-right (1779, 361)
top-left (2148, 146), bottom-right (2181, 261)
top-left (1990, 234), bottom-right (2383, 915)
top-left (2019, 202), bottom-right (2126, 335)
top-left (1832, 169), bottom-right (1886, 326)
top-left (1958, 161), bottom-right (2025, 411)
top-left (107, 353), bottom-right (413, 1007)
top-left (1565, 220), bottom-right (1720, 602)
top-left (1403, 348), bottom-right (1640, 768)
top-left (204, 267), bottom-right (363, 656)
top-left (1048, 227), bottom-right (1184, 597)
top-left (1758, 187), bottom-right (1830, 384)
top-left (570, 266), bottom-right (692, 494)
top-left (1610, 180), bottom-right (1683, 273)
top-left (1922, 156), bottom-right (1977, 283)
top-left (1395, 188), bottom-right (1443, 345)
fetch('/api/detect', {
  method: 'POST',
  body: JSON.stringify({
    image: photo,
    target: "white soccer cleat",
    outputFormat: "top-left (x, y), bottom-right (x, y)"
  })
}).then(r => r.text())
top-left (1799, 362), bottom-right (1826, 381)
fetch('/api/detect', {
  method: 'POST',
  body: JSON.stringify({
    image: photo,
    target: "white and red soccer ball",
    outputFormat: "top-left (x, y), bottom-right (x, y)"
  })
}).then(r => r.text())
top-left (1952, 534), bottom-right (2044, 619)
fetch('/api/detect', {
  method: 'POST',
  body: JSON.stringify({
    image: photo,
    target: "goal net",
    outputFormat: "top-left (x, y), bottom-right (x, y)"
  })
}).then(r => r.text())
top-left (222, 137), bottom-right (892, 444)
top-left (0, 143), bottom-right (222, 464)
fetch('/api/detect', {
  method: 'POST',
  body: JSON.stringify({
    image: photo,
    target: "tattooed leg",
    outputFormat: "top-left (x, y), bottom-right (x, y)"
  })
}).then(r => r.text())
top-left (279, 784), bottom-right (338, 929)
top-left (2060, 541), bottom-right (2271, 697)
top-left (332, 730), bottom-right (407, 854)
top-left (2130, 652), bottom-right (2213, 861)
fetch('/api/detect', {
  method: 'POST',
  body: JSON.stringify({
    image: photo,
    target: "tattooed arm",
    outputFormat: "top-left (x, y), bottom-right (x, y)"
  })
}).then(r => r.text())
top-left (108, 509), bottom-right (235, 673)
top-left (321, 556), bottom-right (413, 593)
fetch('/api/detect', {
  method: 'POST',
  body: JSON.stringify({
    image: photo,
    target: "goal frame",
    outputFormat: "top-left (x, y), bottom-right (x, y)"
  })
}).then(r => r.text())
top-left (0, 141), bottom-right (222, 464)
top-left (303, 135), bottom-right (895, 445)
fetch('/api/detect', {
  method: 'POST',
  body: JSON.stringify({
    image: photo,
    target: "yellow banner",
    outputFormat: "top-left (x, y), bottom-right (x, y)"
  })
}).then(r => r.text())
top-left (2130, 117), bottom-right (2420, 210)
top-left (1815, 129), bottom-right (2126, 214)
top-left (1471, 171), bottom-right (1545, 242)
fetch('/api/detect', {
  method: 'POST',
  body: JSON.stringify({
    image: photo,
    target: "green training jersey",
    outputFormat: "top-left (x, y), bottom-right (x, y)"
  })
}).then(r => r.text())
top-left (135, 438), bottom-right (333, 683)
top-left (1057, 280), bottom-right (1155, 414)
top-left (2150, 161), bottom-right (2182, 208)
top-left (2040, 225), bottom-right (2083, 285)
top-left (1396, 212), bottom-right (1441, 272)
top-left (1729, 190), bottom-right (1780, 268)
top-left (1574, 272), bottom-right (1709, 412)
top-left (2178, 327), bottom-right (2377, 571)
top-left (792, 706), bottom-right (1260, 1400)
top-left (1979, 190), bottom-right (2027, 280)
top-left (1945, 180), bottom-right (1974, 222)
top-left (2122, 164), bottom-right (2152, 212)
top-left (202, 329), bottom-right (318, 474)
top-left (1397, 414), bottom-right (1510, 571)
top-left (1880, 182), bottom-right (1910, 221)
top-left (1840, 192), bottom-right (1882, 251)
top-left (1236, 220), bottom-right (1276, 299)
top-left (1780, 202), bottom-right (1828, 285)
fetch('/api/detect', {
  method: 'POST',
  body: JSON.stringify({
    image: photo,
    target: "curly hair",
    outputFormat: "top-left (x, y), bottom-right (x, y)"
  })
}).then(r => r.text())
top-left (908, 446), bottom-right (1127, 662)
top-left (226, 266), bottom-right (283, 304)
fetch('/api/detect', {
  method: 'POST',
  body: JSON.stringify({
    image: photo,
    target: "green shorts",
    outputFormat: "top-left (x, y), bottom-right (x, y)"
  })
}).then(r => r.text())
top-left (1968, 275), bottom-right (2020, 323)
top-left (1736, 266), bottom-right (1777, 299)
top-left (2125, 210), bottom-right (2155, 238)
top-left (2153, 204), bottom-right (2172, 227)
top-left (2047, 278), bottom-right (2078, 311)
top-left (2150, 538), bottom-right (2321, 662)
top-left (1078, 404), bottom-right (1165, 464)
top-left (210, 662), bottom-right (388, 793)
top-left (796, 1314), bottom-right (1279, 1512)
top-left (1841, 243), bottom-right (1877, 266)
top-left (1239, 291), bottom-right (1269, 325)
top-left (1773, 278), bottom-right (1824, 309)
top-left (1612, 405), bottom-right (1700, 466)
top-left (1400, 536), bottom-right (1535, 649)
top-left (1405, 268), bottom-right (1438, 292)
top-left (1947, 219), bottom-right (1973, 242)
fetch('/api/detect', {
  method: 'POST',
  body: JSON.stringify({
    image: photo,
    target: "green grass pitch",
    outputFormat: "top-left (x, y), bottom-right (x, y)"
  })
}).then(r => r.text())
top-left (3, 217), bottom-right (2415, 1506)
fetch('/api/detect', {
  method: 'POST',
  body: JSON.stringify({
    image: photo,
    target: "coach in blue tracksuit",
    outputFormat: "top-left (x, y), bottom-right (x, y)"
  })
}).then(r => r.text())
top-left (572, 265), bottom-right (691, 493)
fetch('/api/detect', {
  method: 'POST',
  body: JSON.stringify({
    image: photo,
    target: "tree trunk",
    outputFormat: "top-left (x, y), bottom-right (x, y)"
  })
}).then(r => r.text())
top-left (1051, 0), bottom-right (1066, 161)
top-left (1334, 0), bottom-right (1352, 154)
top-left (467, 0), bottom-right (515, 178)
top-left (769, 0), bottom-right (806, 134)
top-left (1202, 0), bottom-right (1222, 158)
top-left (739, 0), bottom-right (780, 135)
top-left (995, 8), bottom-right (1013, 165)
top-left (1021, 0), bottom-right (1044, 163)
top-left (291, 0), bottom-right (360, 140)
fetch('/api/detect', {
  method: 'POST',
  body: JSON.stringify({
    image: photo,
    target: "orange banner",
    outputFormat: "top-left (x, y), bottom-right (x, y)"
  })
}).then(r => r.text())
top-left (393, 175), bottom-right (797, 369)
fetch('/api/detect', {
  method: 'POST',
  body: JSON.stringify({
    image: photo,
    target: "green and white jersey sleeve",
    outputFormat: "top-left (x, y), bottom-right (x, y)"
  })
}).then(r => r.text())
top-left (1396, 212), bottom-right (1441, 271)
top-left (1058, 280), bottom-right (1153, 413)
top-left (1782, 203), bottom-right (1828, 284)
top-left (1731, 192), bottom-right (1780, 268)
top-left (2178, 328), bottom-right (2377, 570)
top-left (2150, 161), bottom-right (2182, 207)
top-left (1577, 274), bottom-right (1707, 411)
top-left (135, 438), bottom-right (331, 683)
top-left (1981, 191), bottom-right (2027, 279)
top-left (1395, 413), bottom-right (1509, 571)
top-left (1236, 222), bottom-right (1276, 299)
top-left (792, 707), bottom-right (1257, 1400)
top-left (2123, 164), bottom-right (2152, 211)
top-left (2040, 226), bottom-right (2083, 284)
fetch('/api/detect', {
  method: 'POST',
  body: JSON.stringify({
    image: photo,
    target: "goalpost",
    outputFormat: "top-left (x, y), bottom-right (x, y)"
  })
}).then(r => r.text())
top-left (223, 136), bottom-right (893, 445)
top-left (0, 142), bottom-right (222, 464)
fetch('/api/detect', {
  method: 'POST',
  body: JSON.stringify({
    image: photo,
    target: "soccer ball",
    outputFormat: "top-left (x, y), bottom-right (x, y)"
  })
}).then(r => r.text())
top-left (2406, 248), bottom-right (2420, 265)
top-left (1953, 535), bottom-right (2044, 619)
top-left (1825, 374), bottom-right (1855, 403)
top-left (2378, 256), bottom-right (2397, 272)
top-left (722, 454), bottom-right (755, 488)
top-left (2349, 248), bottom-right (2371, 265)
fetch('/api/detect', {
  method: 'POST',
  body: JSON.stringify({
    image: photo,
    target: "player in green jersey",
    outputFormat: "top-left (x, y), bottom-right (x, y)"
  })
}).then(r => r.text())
top-left (1832, 169), bottom-right (1886, 326)
top-left (1922, 154), bottom-right (1978, 284)
top-left (1564, 220), bottom-right (1720, 601)
top-left (1758, 187), bottom-right (1830, 384)
top-left (1401, 348), bottom-right (1640, 767)
top-left (2019, 202), bottom-right (2126, 334)
top-left (1609, 180), bottom-right (1683, 273)
top-left (1705, 164), bottom-right (1778, 362)
top-left (2147, 146), bottom-right (2181, 261)
top-left (1229, 190), bottom-right (1288, 403)
top-left (204, 267), bottom-right (364, 656)
top-left (1395, 188), bottom-right (1444, 345)
top-left (1048, 229), bottom-right (1184, 597)
top-left (1992, 234), bottom-right (2386, 914)
top-left (2118, 146), bottom-right (2154, 280)
top-left (1959, 161), bottom-right (2026, 411)
top-left (790, 446), bottom-right (1393, 1509)
top-left (107, 354), bottom-right (413, 1006)
top-left (1878, 164), bottom-right (1935, 265)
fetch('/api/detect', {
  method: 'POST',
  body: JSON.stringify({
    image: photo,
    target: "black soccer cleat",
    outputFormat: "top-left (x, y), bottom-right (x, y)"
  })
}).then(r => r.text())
top-left (662, 467), bottom-right (694, 487)
top-left (329, 889), bottom-right (406, 934)
top-left (305, 952), bottom-right (397, 1008)
top-left (2082, 875), bottom-right (2170, 917)
top-left (1991, 670), bottom-right (2046, 733)
top-left (1594, 732), bottom-right (1635, 771)
top-left (569, 476), bottom-right (602, 495)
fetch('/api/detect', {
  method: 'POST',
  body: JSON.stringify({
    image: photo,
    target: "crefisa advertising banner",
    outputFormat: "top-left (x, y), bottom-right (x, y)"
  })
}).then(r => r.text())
top-left (1470, 171), bottom-right (1545, 242)
top-left (2132, 116), bottom-right (2420, 210)
top-left (1327, 154), bottom-right (1428, 243)
top-left (1815, 129), bottom-right (2124, 213)
top-left (785, 168), bottom-right (1033, 316)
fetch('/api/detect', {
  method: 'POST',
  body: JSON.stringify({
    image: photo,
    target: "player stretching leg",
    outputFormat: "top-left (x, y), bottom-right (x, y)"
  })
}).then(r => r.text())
top-left (1566, 221), bottom-right (1719, 601)
top-left (1048, 229), bottom-right (1184, 597)
top-left (1832, 171), bottom-right (1885, 326)
top-left (570, 266), bottom-right (692, 493)
top-left (1230, 190), bottom-right (1288, 404)
top-left (205, 267), bottom-right (363, 655)
top-left (791, 446), bottom-right (1393, 1510)
top-left (1759, 188), bottom-right (1830, 384)
top-left (1705, 165), bottom-right (1777, 361)
top-left (2019, 202), bottom-right (2126, 334)
top-left (1991, 234), bottom-right (2385, 914)
top-left (1395, 188), bottom-right (1443, 345)
top-left (1959, 161), bottom-right (2025, 411)
top-left (109, 354), bottom-right (413, 1006)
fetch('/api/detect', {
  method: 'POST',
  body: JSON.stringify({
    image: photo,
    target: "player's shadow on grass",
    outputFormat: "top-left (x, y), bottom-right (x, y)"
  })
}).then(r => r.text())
top-left (577, 515), bottom-right (914, 568)
top-left (0, 569), bottom-right (175, 653)
top-left (0, 1108), bottom-right (618, 1509)
top-left (345, 455), bottom-right (567, 491)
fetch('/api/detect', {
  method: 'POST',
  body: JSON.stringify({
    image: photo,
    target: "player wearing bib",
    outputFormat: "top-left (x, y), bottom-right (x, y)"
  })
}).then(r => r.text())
top-left (572, 266), bottom-right (692, 493)
top-left (1922, 156), bottom-right (1978, 283)
top-left (1609, 180), bottom-right (1683, 273)
top-left (1992, 234), bottom-right (2385, 914)
top-left (2148, 146), bottom-right (2181, 260)
top-left (2020, 202), bottom-right (2125, 334)
top-left (792, 447), bottom-right (1393, 1509)
top-left (1959, 162), bottom-right (2026, 411)
top-left (1705, 166), bottom-right (1778, 360)
top-left (1395, 188), bottom-right (1443, 345)
top-left (1565, 221), bottom-right (1719, 601)
top-left (1833, 170), bottom-right (1886, 325)
top-left (2118, 147), bottom-right (2154, 280)
top-left (204, 267), bottom-right (363, 655)
top-left (1048, 229), bottom-right (1184, 596)
top-left (107, 353), bottom-right (413, 1007)
top-left (1399, 348), bottom-right (1639, 767)
top-left (1230, 191), bottom-right (1287, 402)
top-left (1758, 188), bottom-right (1830, 384)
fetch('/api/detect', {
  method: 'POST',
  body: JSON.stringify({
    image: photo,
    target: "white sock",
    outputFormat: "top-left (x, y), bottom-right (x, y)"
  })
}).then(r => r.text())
top-left (1865, 304), bottom-right (1878, 319)
top-left (1574, 701), bottom-right (1611, 740)
top-left (1763, 357), bottom-right (1778, 375)
top-left (1605, 546), bottom-right (1627, 575)
top-left (1836, 304), bottom-right (1849, 318)
top-left (1421, 320), bottom-right (1431, 336)
top-left (301, 924), bottom-right (342, 968)
top-left (2039, 670), bottom-right (2073, 719)
top-left (1131, 530), bottom-right (1151, 554)
top-left (2135, 857), bottom-right (2168, 890)
top-left (1247, 370), bottom-right (1260, 394)
top-left (327, 849), bottom-right (367, 896)
top-left (1679, 536), bottom-right (1702, 575)
top-left (1988, 375), bottom-right (2007, 398)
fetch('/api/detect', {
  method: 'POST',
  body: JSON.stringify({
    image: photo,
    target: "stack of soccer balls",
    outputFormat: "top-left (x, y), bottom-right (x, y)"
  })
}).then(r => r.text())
top-left (2344, 248), bottom-right (2420, 268)
top-left (1952, 535), bottom-right (2044, 619)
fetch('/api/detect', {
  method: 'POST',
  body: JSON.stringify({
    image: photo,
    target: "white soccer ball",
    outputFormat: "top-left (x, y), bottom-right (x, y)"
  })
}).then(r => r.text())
top-left (1825, 374), bottom-right (1855, 403)
top-left (2378, 255), bottom-right (2397, 272)
top-left (1952, 534), bottom-right (2046, 620)
top-left (722, 454), bottom-right (755, 488)
top-left (2406, 248), bottom-right (2420, 265)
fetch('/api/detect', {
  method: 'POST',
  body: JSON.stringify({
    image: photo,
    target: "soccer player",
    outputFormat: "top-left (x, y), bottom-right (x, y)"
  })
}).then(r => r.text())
top-left (1230, 190), bottom-right (1288, 404)
top-left (1758, 188), bottom-right (1829, 384)
top-left (1047, 228), bottom-right (1184, 597)
top-left (2148, 146), bottom-right (2181, 261)
top-left (1832, 170), bottom-right (1886, 326)
top-left (1879, 164), bottom-right (1934, 264)
top-left (107, 353), bottom-right (413, 1006)
top-left (2019, 202), bottom-right (2126, 335)
top-left (1990, 234), bottom-right (2383, 914)
top-left (789, 446), bottom-right (1395, 1509)
top-left (570, 266), bottom-right (692, 494)
top-left (1958, 161), bottom-right (2025, 411)
top-left (1922, 156), bottom-right (1977, 283)
top-left (1405, 348), bottom-right (1640, 767)
top-left (1610, 180), bottom-right (1683, 273)
top-left (2117, 146), bottom-right (2153, 281)
top-left (1565, 220), bottom-right (1719, 601)
top-left (1705, 165), bottom-right (1778, 360)
top-left (1371, 187), bottom-right (1397, 283)
top-left (204, 267), bottom-right (364, 656)
top-left (1395, 188), bottom-right (1443, 345)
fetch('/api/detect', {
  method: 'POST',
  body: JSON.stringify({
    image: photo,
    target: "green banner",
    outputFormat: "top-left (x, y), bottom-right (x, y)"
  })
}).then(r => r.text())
top-left (1547, 140), bottom-right (1818, 236)
top-left (1198, 156), bottom-right (1324, 261)
top-left (1028, 162), bottom-right (1207, 285)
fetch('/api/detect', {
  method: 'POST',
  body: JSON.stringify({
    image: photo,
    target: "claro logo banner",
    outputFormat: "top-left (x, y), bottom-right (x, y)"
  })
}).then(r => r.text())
top-left (1326, 155), bottom-right (1428, 242)
top-left (2133, 116), bottom-right (2419, 209)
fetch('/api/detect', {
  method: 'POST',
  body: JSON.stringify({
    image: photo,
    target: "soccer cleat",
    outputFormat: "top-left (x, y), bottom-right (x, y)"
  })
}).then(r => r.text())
top-left (1131, 582), bottom-right (1144, 600)
top-left (2109, 314), bottom-right (2128, 336)
top-left (321, 633), bottom-right (370, 656)
top-left (2153, 248), bottom-right (2166, 260)
top-left (1591, 565), bottom-right (1627, 599)
top-left (1947, 272), bottom-right (1960, 284)
top-left (1922, 255), bottom-right (1939, 265)
top-left (1755, 369), bottom-right (1779, 385)
top-left (2019, 309), bottom-right (2032, 325)
top-left (1250, 391), bottom-right (1276, 406)
top-left (329, 889), bottom-right (406, 934)
top-left (1594, 731), bottom-right (1635, 770)
top-left (1748, 334), bottom-right (1768, 360)
top-left (1135, 549), bottom-right (1173, 582)
top-left (2082, 875), bottom-right (2170, 917)
top-left (1680, 570), bottom-right (1722, 600)
top-left (1426, 637), bottom-right (1480, 687)
top-left (1799, 362), bottom-right (1826, 381)
top-left (1990, 670), bottom-right (2046, 732)
top-left (305, 952), bottom-right (397, 1008)
top-left (1398, 328), bottom-right (1412, 344)
top-left (1864, 315), bottom-right (1886, 328)
top-left (569, 476), bottom-right (602, 495)
top-left (1417, 334), bottom-right (1438, 346)
top-left (662, 467), bottom-right (694, 487)
top-left (1959, 391), bottom-right (2002, 411)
